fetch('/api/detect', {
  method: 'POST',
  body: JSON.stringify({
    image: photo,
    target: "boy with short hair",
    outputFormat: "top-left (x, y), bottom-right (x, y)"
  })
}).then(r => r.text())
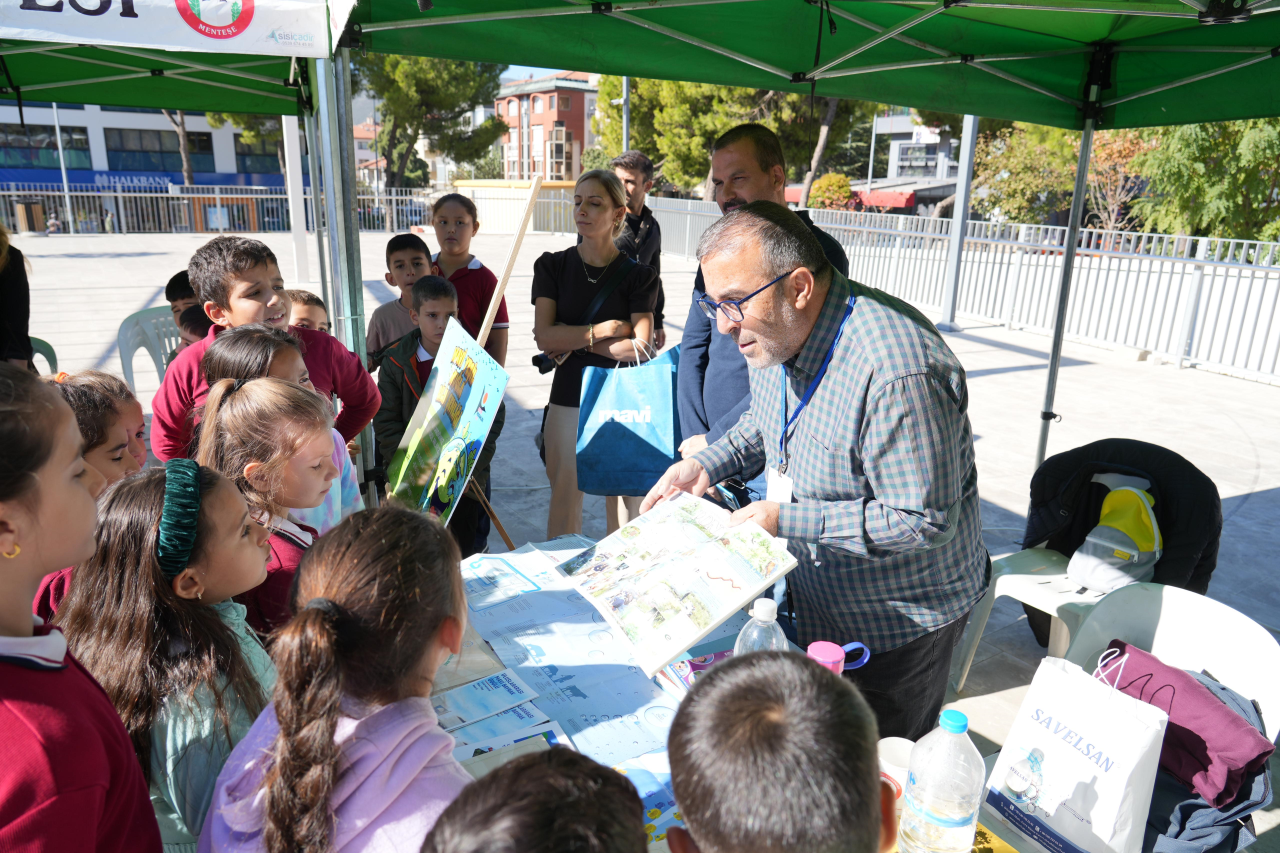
top-left (374, 275), bottom-right (503, 557)
top-left (421, 747), bottom-right (647, 853)
top-left (367, 233), bottom-right (433, 368)
top-left (286, 289), bottom-right (330, 333)
top-left (150, 235), bottom-right (380, 461)
top-left (665, 652), bottom-right (897, 853)
top-left (165, 270), bottom-right (199, 324)
top-left (176, 304), bottom-right (214, 352)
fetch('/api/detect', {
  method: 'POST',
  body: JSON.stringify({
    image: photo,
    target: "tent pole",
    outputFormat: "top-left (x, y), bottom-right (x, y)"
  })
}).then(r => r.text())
top-left (1034, 117), bottom-right (1094, 468)
top-left (622, 77), bottom-right (631, 152)
top-left (50, 102), bottom-right (74, 235)
top-left (938, 113), bottom-right (978, 332)
top-left (304, 111), bottom-right (332, 315)
top-left (315, 51), bottom-right (365, 355)
top-left (319, 47), bottom-right (378, 507)
top-left (282, 114), bottom-right (310, 285)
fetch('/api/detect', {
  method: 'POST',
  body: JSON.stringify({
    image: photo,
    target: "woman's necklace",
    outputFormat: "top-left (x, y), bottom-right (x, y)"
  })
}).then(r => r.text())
top-left (581, 249), bottom-right (620, 284)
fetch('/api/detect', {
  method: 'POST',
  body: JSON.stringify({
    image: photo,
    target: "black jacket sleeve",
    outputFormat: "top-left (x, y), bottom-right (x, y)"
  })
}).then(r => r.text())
top-left (0, 247), bottom-right (32, 362)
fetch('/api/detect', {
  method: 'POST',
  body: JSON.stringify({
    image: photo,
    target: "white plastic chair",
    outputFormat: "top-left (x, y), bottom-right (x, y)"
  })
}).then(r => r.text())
top-left (1063, 583), bottom-right (1280, 742)
top-left (118, 306), bottom-right (182, 391)
top-left (951, 548), bottom-right (1106, 691)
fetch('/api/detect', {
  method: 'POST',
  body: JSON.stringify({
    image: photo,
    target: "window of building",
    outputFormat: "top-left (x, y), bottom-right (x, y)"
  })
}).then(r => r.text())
top-left (0, 101), bottom-right (84, 110)
top-left (234, 134), bottom-right (281, 173)
top-left (104, 128), bottom-right (215, 172)
top-left (546, 95), bottom-right (556, 110)
top-left (100, 106), bottom-right (204, 115)
top-left (496, 101), bottom-right (504, 117)
top-left (0, 124), bottom-right (91, 170)
top-left (896, 143), bottom-right (938, 178)
top-left (560, 94), bottom-right (571, 110)
top-left (355, 140), bottom-right (370, 151)
top-left (509, 99), bottom-right (519, 116)
top-left (533, 96), bottom-right (543, 114)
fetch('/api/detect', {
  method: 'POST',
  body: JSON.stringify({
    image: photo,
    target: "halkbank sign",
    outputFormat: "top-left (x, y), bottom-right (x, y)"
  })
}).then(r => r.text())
top-left (0, 0), bottom-right (337, 57)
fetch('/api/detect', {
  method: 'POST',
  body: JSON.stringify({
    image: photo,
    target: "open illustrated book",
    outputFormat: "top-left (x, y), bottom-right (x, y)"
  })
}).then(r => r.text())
top-left (553, 491), bottom-right (798, 677)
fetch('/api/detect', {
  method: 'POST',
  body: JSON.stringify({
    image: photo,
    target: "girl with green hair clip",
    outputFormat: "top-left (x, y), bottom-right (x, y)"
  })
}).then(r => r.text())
top-left (57, 460), bottom-right (276, 852)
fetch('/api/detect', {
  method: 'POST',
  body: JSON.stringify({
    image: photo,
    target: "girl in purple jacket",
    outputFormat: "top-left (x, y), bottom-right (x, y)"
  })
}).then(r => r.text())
top-left (200, 506), bottom-right (471, 853)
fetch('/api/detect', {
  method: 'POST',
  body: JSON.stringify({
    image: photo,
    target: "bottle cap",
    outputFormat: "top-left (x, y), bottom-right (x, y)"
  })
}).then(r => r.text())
top-left (939, 709), bottom-right (969, 734)
top-left (807, 641), bottom-right (845, 675)
top-left (752, 599), bottom-right (777, 622)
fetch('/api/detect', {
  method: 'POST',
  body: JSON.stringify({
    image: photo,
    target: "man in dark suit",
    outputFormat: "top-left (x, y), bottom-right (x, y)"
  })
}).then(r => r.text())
top-left (676, 123), bottom-right (848, 506)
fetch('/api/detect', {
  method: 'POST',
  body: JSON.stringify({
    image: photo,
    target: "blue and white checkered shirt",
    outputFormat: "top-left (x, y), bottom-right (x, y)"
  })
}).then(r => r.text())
top-left (694, 271), bottom-right (988, 652)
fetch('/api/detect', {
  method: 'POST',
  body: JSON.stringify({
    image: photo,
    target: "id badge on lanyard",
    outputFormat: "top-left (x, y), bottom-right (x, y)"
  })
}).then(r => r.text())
top-left (773, 296), bottom-right (855, 496)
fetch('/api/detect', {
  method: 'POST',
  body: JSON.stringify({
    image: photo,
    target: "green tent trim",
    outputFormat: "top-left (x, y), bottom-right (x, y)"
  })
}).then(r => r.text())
top-left (347, 0), bottom-right (1280, 129)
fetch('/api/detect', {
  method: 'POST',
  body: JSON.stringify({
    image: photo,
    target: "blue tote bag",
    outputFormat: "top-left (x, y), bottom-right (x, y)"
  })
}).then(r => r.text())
top-left (576, 345), bottom-right (682, 497)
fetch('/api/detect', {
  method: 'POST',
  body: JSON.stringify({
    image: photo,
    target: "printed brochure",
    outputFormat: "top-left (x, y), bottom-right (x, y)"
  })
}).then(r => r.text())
top-left (555, 492), bottom-right (797, 676)
top-left (431, 668), bottom-right (537, 732)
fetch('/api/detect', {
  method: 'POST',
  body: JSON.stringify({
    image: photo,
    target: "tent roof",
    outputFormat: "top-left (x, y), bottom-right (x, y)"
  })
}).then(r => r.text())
top-left (348, 0), bottom-right (1280, 129)
top-left (0, 41), bottom-right (300, 114)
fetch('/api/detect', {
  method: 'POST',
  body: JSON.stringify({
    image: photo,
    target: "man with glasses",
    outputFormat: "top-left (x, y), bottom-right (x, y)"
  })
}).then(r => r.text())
top-left (676, 124), bottom-right (848, 509)
top-left (642, 201), bottom-right (987, 741)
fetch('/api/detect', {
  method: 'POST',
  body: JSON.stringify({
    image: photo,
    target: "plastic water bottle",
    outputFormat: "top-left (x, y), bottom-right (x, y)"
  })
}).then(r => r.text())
top-left (733, 599), bottom-right (789, 655)
top-left (897, 710), bottom-right (986, 853)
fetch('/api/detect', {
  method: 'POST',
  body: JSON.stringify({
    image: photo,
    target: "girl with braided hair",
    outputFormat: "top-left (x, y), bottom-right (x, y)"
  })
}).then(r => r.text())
top-left (201, 506), bottom-right (471, 853)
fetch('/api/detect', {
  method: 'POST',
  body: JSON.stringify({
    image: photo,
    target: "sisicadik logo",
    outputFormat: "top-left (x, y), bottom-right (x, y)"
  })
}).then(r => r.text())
top-left (265, 28), bottom-right (315, 45)
top-left (597, 407), bottom-right (651, 424)
top-left (175, 0), bottom-right (253, 39)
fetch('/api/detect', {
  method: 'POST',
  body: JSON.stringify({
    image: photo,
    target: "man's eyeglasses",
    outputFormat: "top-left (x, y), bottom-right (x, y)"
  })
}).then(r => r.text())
top-left (697, 269), bottom-right (797, 323)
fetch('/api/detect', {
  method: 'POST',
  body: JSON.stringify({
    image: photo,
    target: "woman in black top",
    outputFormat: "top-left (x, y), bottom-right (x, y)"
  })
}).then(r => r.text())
top-left (0, 223), bottom-right (32, 368)
top-left (532, 169), bottom-right (659, 538)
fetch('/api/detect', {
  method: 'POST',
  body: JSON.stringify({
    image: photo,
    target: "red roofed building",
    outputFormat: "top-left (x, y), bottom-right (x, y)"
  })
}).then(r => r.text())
top-left (495, 71), bottom-right (598, 181)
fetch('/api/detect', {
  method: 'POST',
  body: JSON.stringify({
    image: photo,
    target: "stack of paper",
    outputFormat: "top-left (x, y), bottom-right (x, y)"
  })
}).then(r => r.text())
top-left (458, 546), bottom-right (683, 768)
top-left (431, 668), bottom-right (537, 732)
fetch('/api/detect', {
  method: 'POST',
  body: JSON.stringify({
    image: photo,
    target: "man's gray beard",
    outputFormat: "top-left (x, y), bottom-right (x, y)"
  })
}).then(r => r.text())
top-left (740, 296), bottom-right (808, 370)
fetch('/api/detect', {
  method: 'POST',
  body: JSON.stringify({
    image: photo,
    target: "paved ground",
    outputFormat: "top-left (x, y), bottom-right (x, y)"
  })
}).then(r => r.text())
top-left (24, 229), bottom-right (1280, 845)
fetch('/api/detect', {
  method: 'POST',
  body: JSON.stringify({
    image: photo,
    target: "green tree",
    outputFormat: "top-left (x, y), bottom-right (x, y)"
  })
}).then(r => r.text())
top-left (355, 54), bottom-right (508, 189)
top-left (971, 123), bottom-right (1077, 223)
top-left (822, 113), bottom-right (891, 185)
top-left (808, 172), bottom-right (853, 209)
top-left (592, 77), bottom-right (872, 191)
top-left (205, 113), bottom-right (285, 177)
top-left (914, 110), bottom-right (1014, 139)
top-left (458, 148), bottom-right (504, 181)
top-left (581, 147), bottom-right (612, 172)
top-left (1134, 120), bottom-right (1280, 240)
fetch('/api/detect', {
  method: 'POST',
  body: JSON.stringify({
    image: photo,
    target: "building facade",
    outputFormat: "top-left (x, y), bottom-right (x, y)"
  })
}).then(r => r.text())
top-left (0, 101), bottom-right (306, 188)
top-left (495, 72), bottom-right (597, 182)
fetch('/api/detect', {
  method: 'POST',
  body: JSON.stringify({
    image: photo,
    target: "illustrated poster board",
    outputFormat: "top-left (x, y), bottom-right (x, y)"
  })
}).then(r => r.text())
top-left (387, 318), bottom-right (508, 525)
top-left (554, 492), bottom-right (797, 676)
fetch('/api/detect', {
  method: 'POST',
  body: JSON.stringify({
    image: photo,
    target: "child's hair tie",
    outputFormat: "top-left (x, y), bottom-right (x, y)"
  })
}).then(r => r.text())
top-left (303, 597), bottom-right (344, 623)
top-left (53, 371), bottom-right (70, 384)
top-left (231, 378), bottom-right (249, 393)
top-left (156, 459), bottom-right (204, 578)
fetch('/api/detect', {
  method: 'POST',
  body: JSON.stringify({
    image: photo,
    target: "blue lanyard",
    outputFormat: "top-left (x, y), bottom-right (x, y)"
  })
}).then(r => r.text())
top-left (778, 296), bottom-right (855, 471)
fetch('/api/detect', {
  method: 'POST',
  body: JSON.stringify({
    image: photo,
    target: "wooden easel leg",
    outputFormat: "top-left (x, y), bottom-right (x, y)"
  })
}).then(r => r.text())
top-left (468, 480), bottom-right (515, 551)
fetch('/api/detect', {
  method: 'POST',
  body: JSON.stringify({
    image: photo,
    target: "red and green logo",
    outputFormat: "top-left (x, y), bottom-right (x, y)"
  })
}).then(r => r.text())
top-left (176, 0), bottom-right (254, 38)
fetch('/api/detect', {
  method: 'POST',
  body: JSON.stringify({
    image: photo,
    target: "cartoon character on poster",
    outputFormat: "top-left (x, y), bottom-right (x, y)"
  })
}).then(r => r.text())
top-left (387, 320), bottom-right (508, 524)
top-left (425, 422), bottom-right (485, 517)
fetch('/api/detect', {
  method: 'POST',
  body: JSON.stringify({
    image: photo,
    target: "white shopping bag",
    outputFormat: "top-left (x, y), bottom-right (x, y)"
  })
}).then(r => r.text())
top-left (983, 657), bottom-right (1168, 853)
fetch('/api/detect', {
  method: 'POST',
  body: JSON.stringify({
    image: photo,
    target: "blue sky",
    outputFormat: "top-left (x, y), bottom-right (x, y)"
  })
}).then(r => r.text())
top-left (504, 65), bottom-right (565, 80)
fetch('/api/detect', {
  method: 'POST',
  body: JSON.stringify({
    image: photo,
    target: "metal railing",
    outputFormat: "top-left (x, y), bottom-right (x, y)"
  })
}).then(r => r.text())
top-left (0, 182), bottom-right (444, 236)
top-left (7, 181), bottom-right (1277, 385)
top-left (656, 198), bottom-right (1280, 385)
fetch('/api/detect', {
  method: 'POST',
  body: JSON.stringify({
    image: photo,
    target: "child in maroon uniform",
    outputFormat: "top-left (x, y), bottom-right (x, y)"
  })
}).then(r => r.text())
top-left (151, 236), bottom-right (379, 461)
top-left (194, 377), bottom-right (337, 635)
top-left (0, 364), bottom-right (162, 852)
top-left (430, 193), bottom-right (508, 368)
